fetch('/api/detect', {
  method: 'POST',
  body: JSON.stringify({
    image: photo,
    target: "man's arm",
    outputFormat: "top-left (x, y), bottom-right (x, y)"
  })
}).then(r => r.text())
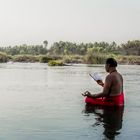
top-left (97, 80), bottom-right (104, 87)
top-left (90, 75), bottom-right (112, 98)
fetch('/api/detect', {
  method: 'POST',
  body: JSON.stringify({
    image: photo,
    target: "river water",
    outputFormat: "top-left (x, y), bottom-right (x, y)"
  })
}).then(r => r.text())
top-left (0, 63), bottom-right (139, 140)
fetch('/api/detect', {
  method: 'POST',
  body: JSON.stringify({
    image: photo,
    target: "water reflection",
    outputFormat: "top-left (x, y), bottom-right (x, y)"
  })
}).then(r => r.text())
top-left (84, 105), bottom-right (124, 140)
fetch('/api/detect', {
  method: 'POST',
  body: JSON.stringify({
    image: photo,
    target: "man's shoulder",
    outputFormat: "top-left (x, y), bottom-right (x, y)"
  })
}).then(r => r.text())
top-left (106, 74), bottom-right (112, 80)
top-left (106, 73), bottom-right (116, 80)
top-left (108, 72), bottom-right (123, 80)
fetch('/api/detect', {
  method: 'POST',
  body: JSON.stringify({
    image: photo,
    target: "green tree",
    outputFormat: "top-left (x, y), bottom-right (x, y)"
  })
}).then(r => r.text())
top-left (43, 40), bottom-right (48, 48)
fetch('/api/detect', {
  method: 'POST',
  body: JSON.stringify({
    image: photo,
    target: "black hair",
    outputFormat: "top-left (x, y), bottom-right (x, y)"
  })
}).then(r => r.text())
top-left (106, 58), bottom-right (117, 67)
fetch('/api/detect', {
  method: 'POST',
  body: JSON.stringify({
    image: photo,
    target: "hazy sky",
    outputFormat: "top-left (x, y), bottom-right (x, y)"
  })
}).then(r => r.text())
top-left (0, 0), bottom-right (140, 46)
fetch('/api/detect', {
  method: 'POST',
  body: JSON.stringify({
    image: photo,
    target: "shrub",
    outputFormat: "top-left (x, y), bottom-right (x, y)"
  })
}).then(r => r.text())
top-left (84, 53), bottom-right (107, 64)
top-left (48, 60), bottom-right (65, 66)
top-left (116, 55), bottom-right (140, 65)
top-left (0, 52), bottom-right (9, 63)
top-left (39, 56), bottom-right (52, 63)
top-left (63, 55), bottom-right (83, 63)
top-left (13, 55), bottom-right (38, 62)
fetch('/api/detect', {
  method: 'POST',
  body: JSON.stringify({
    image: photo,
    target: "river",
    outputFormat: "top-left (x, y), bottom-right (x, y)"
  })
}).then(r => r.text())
top-left (0, 63), bottom-right (139, 140)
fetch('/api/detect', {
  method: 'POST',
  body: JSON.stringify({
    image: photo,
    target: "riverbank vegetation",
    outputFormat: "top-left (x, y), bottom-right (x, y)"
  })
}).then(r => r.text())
top-left (0, 40), bottom-right (139, 65)
top-left (48, 60), bottom-right (65, 66)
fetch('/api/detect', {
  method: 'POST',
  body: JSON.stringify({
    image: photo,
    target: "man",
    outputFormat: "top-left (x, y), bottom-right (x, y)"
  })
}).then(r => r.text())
top-left (82, 58), bottom-right (124, 106)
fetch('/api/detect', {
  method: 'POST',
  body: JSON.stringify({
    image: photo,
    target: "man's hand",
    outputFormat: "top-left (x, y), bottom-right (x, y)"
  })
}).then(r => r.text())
top-left (82, 91), bottom-right (92, 97)
top-left (97, 80), bottom-right (104, 87)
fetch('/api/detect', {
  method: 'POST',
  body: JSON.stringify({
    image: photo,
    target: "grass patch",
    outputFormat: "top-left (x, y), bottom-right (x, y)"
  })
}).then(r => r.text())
top-left (48, 60), bottom-right (65, 66)
top-left (116, 55), bottom-right (140, 65)
top-left (0, 52), bottom-right (10, 63)
top-left (12, 55), bottom-right (39, 62)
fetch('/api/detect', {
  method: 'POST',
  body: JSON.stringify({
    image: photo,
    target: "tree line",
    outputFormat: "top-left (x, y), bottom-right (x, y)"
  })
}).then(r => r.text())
top-left (0, 44), bottom-right (47, 55)
top-left (0, 40), bottom-right (139, 56)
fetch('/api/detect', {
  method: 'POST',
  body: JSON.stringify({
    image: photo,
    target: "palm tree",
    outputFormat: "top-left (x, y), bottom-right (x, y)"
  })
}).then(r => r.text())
top-left (43, 40), bottom-right (48, 49)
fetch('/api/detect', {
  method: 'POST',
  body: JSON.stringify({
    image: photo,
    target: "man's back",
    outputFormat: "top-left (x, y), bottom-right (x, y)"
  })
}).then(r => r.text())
top-left (109, 72), bottom-right (123, 96)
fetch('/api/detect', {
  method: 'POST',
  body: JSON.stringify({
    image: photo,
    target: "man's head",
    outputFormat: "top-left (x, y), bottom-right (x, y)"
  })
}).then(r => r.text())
top-left (105, 58), bottom-right (117, 72)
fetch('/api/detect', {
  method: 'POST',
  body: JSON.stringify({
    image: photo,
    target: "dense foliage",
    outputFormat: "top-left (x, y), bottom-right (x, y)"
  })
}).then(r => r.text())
top-left (49, 41), bottom-right (119, 55)
top-left (121, 40), bottom-right (140, 55)
top-left (0, 44), bottom-right (47, 55)
top-left (0, 40), bottom-right (139, 64)
top-left (0, 40), bottom-right (139, 56)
